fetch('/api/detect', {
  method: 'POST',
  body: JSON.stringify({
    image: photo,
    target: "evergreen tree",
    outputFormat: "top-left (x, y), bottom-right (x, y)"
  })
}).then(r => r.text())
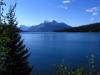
top-left (5, 3), bottom-right (32, 75)
top-left (0, 0), bottom-right (9, 75)
top-left (0, 0), bottom-right (6, 24)
top-left (0, 24), bottom-right (10, 75)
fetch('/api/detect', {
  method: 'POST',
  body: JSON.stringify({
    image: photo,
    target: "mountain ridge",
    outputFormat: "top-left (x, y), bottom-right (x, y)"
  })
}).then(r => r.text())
top-left (20, 21), bottom-right (100, 32)
top-left (55, 23), bottom-right (100, 32)
top-left (20, 20), bottom-right (71, 32)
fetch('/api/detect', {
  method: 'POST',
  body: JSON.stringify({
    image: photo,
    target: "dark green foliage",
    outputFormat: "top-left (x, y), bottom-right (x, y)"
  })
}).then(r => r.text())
top-left (0, 0), bottom-right (6, 24)
top-left (0, 1), bottom-right (32, 75)
top-left (56, 64), bottom-right (70, 75)
top-left (4, 4), bottom-right (32, 75)
top-left (0, 1), bottom-right (8, 74)
top-left (0, 24), bottom-right (10, 75)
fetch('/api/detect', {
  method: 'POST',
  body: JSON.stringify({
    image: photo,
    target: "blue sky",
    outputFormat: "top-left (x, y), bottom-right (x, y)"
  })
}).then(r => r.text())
top-left (4, 0), bottom-right (100, 27)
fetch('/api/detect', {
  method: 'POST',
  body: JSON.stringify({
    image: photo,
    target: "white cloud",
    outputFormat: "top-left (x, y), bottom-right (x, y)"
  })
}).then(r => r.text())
top-left (86, 7), bottom-right (100, 12)
top-left (63, 0), bottom-right (71, 4)
top-left (86, 7), bottom-right (100, 16)
top-left (90, 17), bottom-right (95, 21)
top-left (86, 7), bottom-right (100, 21)
top-left (62, 0), bottom-right (71, 4)
top-left (58, 0), bottom-right (72, 10)
top-left (93, 12), bottom-right (98, 15)
top-left (60, 6), bottom-right (68, 10)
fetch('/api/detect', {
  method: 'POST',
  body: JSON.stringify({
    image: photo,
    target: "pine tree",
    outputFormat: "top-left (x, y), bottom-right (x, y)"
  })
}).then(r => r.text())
top-left (5, 3), bottom-right (32, 75)
top-left (0, 0), bottom-right (9, 75)
top-left (0, 24), bottom-right (10, 75)
top-left (0, 0), bottom-right (6, 24)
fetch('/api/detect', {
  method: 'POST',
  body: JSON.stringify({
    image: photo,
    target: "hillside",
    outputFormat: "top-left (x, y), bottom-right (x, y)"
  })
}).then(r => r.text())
top-left (55, 23), bottom-right (100, 32)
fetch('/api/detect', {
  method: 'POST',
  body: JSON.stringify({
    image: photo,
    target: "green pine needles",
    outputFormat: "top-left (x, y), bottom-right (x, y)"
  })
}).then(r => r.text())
top-left (0, 1), bottom-right (32, 75)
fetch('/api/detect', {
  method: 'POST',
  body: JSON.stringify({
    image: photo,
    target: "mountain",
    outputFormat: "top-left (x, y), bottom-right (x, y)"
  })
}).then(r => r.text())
top-left (20, 20), bottom-right (71, 32)
top-left (55, 23), bottom-right (100, 32)
top-left (19, 25), bottom-right (30, 31)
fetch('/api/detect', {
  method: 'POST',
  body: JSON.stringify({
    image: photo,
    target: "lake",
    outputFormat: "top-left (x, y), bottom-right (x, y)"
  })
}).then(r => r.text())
top-left (21, 32), bottom-right (100, 75)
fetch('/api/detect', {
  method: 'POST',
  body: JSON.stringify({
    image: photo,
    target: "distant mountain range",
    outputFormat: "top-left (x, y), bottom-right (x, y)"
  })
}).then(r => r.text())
top-left (20, 21), bottom-right (100, 32)
top-left (20, 20), bottom-right (71, 32)
top-left (19, 25), bottom-right (30, 31)
top-left (56, 23), bottom-right (100, 32)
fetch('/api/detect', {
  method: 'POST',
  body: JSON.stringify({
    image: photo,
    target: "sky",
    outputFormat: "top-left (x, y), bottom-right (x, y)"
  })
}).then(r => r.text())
top-left (4, 0), bottom-right (100, 27)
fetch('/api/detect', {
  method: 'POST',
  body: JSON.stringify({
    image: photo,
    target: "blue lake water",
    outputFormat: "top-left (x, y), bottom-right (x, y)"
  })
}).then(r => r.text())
top-left (21, 32), bottom-right (100, 75)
